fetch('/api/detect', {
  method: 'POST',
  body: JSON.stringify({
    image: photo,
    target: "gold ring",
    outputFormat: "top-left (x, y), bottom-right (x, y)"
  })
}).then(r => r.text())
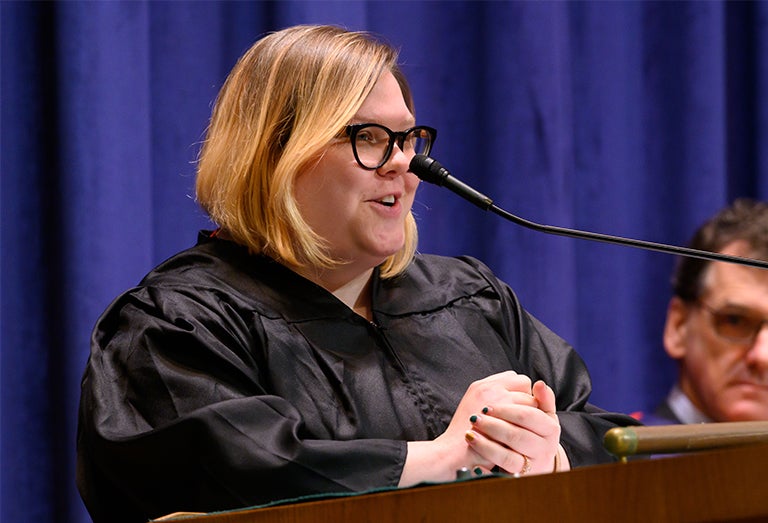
top-left (518, 454), bottom-right (531, 476)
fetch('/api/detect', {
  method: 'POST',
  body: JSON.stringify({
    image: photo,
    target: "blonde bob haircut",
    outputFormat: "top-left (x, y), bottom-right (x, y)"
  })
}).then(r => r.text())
top-left (196, 25), bottom-right (418, 279)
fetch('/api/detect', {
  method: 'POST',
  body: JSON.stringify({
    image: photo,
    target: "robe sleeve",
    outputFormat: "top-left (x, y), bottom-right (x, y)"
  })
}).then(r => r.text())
top-left (518, 312), bottom-right (641, 467)
top-left (77, 285), bottom-right (405, 523)
top-left (459, 256), bottom-right (642, 468)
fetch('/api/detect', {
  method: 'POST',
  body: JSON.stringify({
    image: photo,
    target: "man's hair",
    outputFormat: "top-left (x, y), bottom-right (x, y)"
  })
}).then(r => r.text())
top-left (196, 25), bottom-right (417, 278)
top-left (673, 198), bottom-right (768, 301)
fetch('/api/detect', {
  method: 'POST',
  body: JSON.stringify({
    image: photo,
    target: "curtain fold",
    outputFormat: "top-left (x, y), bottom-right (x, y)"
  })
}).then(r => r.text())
top-left (3, 2), bottom-right (768, 521)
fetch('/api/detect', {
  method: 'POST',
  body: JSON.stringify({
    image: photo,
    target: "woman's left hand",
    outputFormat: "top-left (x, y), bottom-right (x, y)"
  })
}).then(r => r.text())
top-left (464, 379), bottom-right (564, 476)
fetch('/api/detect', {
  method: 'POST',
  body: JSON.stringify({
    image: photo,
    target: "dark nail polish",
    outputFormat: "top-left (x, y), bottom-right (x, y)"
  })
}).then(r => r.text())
top-left (482, 407), bottom-right (489, 414)
top-left (469, 415), bottom-right (477, 423)
top-left (474, 467), bottom-right (483, 476)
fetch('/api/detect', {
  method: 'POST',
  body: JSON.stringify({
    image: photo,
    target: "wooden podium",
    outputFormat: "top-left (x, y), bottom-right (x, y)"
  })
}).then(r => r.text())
top-left (157, 441), bottom-right (768, 522)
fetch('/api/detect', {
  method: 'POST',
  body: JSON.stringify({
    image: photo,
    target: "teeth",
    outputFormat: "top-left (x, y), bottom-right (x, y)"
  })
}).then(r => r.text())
top-left (379, 195), bottom-right (396, 205)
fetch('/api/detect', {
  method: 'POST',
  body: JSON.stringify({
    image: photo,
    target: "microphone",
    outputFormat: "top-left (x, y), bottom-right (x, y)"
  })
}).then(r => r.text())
top-left (409, 154), bottom-right (768, 269)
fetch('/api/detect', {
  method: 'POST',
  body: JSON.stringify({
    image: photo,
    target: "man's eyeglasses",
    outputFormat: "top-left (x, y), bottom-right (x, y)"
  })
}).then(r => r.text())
top-left (697, 301), bottom-right (768, 344)
top-left (345, 123), bottom-right (436, 170)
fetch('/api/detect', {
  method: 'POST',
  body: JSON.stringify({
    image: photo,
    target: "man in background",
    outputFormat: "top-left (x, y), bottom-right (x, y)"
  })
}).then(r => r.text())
top-left (646, 199), bottom-right (768, 425)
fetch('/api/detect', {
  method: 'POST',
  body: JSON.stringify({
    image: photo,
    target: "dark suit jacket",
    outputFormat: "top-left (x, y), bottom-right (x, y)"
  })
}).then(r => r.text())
top-left (636, 400), bottom-right (683, 426)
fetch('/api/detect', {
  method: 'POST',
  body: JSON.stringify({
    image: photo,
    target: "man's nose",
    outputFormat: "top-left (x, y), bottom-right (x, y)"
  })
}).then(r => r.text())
top-left (746, 324), bottom-right (768, 369)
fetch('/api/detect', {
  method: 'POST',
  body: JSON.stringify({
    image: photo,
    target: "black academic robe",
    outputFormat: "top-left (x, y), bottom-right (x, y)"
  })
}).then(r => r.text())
top-left (77, 232), bottom-right (638, 523)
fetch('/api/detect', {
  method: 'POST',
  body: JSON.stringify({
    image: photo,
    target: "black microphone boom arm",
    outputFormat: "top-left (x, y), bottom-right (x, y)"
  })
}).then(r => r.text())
top-left (409, 154), bottom-right (768, 270)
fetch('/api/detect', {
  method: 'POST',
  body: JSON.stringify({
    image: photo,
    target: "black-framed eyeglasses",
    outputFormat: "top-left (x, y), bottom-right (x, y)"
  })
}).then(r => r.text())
top-left (697, 301), bottom-right (768, 344)
top-left (345, 123), bottom-right (436, 170)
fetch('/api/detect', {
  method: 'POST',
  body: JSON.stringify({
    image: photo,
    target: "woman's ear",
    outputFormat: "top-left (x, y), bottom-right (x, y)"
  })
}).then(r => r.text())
top-left (663, 296), bottom-right (691, 359)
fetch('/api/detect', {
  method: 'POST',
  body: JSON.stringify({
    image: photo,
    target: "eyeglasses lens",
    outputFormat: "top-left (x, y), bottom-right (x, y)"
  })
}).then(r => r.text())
top-left (407, 128), bottom-right (433, 157)
top-left (711, 310), bottom-right (764, 342)
top-left (352, 125), bottom-right (433, 169)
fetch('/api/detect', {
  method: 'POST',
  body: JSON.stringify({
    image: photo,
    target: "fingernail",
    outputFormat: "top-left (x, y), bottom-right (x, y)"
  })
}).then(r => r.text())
top-left (465, 431), bottom-right (476, 443)
top-left (469, 414), bottom-right (478, 423)
top-left (474, 467), bottom-right (483, 476)
top-left (482, 406), bottom-right (489, 414)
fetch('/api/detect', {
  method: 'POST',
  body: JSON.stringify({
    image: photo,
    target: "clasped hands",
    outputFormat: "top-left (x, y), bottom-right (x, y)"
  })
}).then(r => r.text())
top-left (399, 370), bottom-right (566, 487)
top-left (448, 370), bottom-right (563, 478)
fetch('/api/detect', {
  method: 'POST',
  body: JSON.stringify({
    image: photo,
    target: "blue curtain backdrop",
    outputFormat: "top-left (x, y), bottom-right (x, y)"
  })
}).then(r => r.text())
top-left (3, 1), bottom-right (768, 521)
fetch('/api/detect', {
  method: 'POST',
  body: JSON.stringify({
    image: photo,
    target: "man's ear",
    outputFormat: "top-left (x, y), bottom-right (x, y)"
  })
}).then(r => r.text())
top-left (663, 296), bottom-right (691, 359)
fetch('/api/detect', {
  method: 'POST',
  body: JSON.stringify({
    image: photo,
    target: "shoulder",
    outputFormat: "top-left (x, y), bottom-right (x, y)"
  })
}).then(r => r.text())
top-left (375, 254), bottom-right (509, 315)
top-left (630, 400), bottom-right (682, 426)
top-left (404, 253), bottom-right (499, 285)
top-left (141, 233), bottom-right (255, 289)
top-left (139, 234), bottom-right (307, 306)
top-left (98, 235), bottom-right (282, 326)
top-left (91, 236), bottom-right (277, 357)
top-left (400, 253), bottom-right (500, 293)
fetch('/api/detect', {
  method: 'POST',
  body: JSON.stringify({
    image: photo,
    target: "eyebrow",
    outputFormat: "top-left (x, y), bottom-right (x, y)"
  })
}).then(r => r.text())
top-left (716, 302), bottom-right (766, 315)
top-left (348, 118), bottom-right (417, 129)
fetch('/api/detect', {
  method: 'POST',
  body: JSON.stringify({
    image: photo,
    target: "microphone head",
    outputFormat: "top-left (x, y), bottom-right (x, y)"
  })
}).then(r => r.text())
top-left (409, 154), bottom-right (448, 185)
